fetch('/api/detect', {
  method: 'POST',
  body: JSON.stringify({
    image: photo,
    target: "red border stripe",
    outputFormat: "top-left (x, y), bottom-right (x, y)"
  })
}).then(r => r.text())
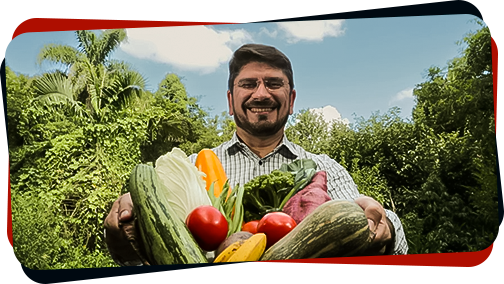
top-left (490, 36), bottom-right (499, 135)
top-left (262, 245), bottom-right (493, 267)
top-left (11, 18), bottom-right (239, 40)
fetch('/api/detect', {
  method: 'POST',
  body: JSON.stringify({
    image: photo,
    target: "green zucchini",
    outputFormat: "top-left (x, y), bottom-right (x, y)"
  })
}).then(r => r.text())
top-left (260, 200), bottom-right (371, 260)
top-left (129, 164), bottom-right (208, 265)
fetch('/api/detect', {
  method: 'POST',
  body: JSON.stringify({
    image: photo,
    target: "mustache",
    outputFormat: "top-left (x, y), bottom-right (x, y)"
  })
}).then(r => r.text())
top-left (243, 99), bottom-right (278, 108)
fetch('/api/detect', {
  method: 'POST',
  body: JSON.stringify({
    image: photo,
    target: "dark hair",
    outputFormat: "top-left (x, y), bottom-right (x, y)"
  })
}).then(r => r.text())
top-left (228, 44), bottom-right (294, 95)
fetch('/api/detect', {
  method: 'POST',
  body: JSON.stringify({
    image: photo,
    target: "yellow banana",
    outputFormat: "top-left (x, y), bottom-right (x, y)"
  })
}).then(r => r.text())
top-left (226, 233), bottom-right (267, 262)
top-left (213, 241), bottom-right (243, 263)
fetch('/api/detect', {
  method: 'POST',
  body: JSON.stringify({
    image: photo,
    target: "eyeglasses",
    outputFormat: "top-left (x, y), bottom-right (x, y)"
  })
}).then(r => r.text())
top-left (235, 78), bottom-right (288, 92)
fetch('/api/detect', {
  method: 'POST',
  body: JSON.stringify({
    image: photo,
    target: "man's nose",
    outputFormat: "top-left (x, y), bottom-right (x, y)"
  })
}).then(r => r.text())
top-left (251, 81), bottom-right (272, 100)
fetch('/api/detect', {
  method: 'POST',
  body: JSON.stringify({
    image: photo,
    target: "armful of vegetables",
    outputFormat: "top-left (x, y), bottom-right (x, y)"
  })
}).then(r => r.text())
top-left (242, 159), bottom-right (318, 222)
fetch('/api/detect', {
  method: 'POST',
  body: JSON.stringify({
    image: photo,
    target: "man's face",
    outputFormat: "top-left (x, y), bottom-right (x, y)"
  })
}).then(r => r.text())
top-left (227, 61), bottom-right (296, 137)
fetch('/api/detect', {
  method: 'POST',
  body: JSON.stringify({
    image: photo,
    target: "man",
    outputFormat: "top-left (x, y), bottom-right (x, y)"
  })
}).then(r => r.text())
top-left (104, 43), bottom-right (408, 266)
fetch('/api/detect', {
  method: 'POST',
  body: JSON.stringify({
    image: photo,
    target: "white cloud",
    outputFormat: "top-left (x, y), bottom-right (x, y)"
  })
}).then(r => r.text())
top-left (390, 88), bottom-right (414, 105)
top-left (259, 27), bottom-right (278, 38)
top-left (121, 26), bottom-right (253, 73)
top-left (276, 20), bottom-right (346, 43)
top-left (309, 105), bottom-right (350, 126)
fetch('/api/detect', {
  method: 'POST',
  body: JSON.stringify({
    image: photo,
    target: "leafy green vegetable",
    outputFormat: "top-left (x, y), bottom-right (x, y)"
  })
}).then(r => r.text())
top-left (155, 147), bottom-right (212, 222)
top-left (242, 159), bottom-right (318, 222)
top-left (279, 159), bottom-right (317, 174)
top-left (278, 159), bottom-right (318, 209)
top-left (228, 184), bottom-right (246, 237)
top-left (207, 181), bottom-right (246, 237)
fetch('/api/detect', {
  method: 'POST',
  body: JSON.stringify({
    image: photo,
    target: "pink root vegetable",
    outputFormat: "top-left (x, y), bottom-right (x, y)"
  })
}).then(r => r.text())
top-left (282, 171), bottom-right (332, 224)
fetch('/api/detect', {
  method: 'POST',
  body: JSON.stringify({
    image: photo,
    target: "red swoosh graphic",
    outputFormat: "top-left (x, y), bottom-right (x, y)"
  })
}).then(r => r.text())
top-left (257, 243), bottom-right (494, 267)
top-left (11, 18), bottom-right (239, 40)
top-left (490, 36), bottom-right (499, 135)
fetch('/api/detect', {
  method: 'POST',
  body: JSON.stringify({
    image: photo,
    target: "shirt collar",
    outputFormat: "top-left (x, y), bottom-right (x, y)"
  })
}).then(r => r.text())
top-left (225, 132), bottom-right (299, 159)
top-left (279, 134), bottom-right (300, 158)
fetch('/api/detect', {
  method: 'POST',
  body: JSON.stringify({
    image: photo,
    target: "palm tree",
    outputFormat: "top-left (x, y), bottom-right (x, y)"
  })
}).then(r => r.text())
top-left (34, 29), bottom-right (145, 122)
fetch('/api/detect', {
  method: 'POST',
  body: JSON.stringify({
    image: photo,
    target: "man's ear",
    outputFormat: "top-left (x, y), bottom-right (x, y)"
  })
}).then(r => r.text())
top-left (289, 89), bottom-right (296, 115)
top-left (227, 90), bottom-right (234, 116)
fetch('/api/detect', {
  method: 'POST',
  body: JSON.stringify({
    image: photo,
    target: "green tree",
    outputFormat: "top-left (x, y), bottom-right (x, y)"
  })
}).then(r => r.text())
top-left (5, 66), bottom-right (35, 149)
top-left (35, 30), bottom-right (145, 122)
top-left (9, 29), bottom-right (150, 269)
top-left (181, 110), bottom-right (236, 156)
top-left (285, 109), bottom-right (331, 154)
top-left (408, 21), bottom-right (497, 253)
top-left (139, 73), bottom-right (216, 163)
top-left (413, 21), bottom-right (494, 159)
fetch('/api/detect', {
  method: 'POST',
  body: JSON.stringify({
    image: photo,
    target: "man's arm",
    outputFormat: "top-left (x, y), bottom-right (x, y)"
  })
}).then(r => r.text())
top-left (385, 209), bottom-right (409, 255)
top-left (316, 154), bottom-right (408, 255)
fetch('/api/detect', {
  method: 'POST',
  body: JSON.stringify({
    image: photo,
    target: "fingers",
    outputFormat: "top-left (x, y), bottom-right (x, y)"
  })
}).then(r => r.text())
top-left (103, 193), bottom-right (146, 266)
top-left (117, 193), bottom-right (134, 223)
top-left (104, 193), bottom-right (134, 233)
top-left (104, 195), bottom-right (122, 237)
top-left (355, 196), bottom-right (383, 232)
top-left (116, 193), bottom-right (137, 243)
top-left (355, 196), bottom-right (393, 255)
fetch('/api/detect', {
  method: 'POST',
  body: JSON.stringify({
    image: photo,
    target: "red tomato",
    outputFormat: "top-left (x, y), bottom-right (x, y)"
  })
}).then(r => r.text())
top-left (241, 220), bottom-right (260, 234)
top-left (185, 205), bottom-right (228, 251)
top-left (257, 212), bottom-right (297, 248)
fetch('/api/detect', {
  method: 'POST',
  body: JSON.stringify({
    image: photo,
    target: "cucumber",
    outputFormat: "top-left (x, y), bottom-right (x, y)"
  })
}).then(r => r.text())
top-left (260, 200), bottom-right (371, 260)
top-left (129, 164), bottom-right (208, 265)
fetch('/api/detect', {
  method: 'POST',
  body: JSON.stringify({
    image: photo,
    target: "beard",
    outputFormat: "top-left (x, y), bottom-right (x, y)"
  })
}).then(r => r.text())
top-left (232, 98), bottom-right (290, 137)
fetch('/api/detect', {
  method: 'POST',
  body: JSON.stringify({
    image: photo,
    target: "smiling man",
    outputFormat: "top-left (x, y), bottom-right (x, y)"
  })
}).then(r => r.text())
top-left (229, 61), bottom-right (295, 155)
top-left (104, 44), bottom-right (408, 266)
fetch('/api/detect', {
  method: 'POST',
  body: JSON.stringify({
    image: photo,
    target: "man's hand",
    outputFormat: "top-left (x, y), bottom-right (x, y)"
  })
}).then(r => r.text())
top-left (355, 196), bottom-right (395, 255)
top-left (103, 193), bottom-right (149, 266)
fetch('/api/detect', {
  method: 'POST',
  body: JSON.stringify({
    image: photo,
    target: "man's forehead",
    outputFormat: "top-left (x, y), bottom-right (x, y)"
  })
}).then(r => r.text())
top-left (236, 62), bottom-right (287, 79)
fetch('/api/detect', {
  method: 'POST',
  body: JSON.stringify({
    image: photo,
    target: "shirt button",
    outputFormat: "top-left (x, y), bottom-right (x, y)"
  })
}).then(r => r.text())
top-left (259, 161), bottom-right (263, 166)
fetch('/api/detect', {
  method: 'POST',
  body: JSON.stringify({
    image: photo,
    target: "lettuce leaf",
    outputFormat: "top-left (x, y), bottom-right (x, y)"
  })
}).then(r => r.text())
top-left (155, 148), bottom-right (212, 222)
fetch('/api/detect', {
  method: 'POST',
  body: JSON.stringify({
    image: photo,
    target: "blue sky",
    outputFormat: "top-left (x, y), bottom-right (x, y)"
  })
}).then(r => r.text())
top-left (5, 14), bottom-right (483, 125)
